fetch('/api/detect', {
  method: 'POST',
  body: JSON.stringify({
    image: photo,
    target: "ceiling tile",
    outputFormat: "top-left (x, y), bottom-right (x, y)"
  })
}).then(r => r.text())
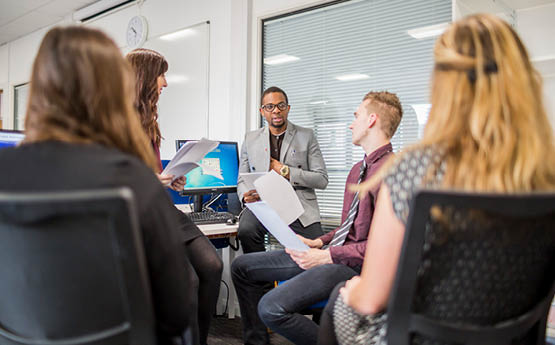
top-left (35, 0), bottom-right (91, 16)
top-left (0, 10), bottom-right (60, 44)
top-left (0, 0), bottom-right (101, 45)
top-left (0, 3), bottom-right (31, 25)
top-left (505, 0), bottom-right (555, 10)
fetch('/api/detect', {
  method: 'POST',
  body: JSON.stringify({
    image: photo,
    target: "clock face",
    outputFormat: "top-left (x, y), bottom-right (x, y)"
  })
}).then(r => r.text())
top-left (127, 15), bottom-right (148, 48)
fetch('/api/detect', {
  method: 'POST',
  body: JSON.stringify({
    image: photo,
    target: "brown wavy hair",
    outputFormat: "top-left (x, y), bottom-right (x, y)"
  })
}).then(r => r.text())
top-left (23, 26), bottom-right (158, 171)
top-left (359, 14), bottom-right (555, 194)
top-left (125, 48), bottom-right (168, 147)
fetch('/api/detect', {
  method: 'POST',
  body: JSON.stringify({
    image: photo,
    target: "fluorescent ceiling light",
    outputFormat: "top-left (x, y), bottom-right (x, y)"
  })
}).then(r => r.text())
top-left (159, 28), bottom-right (196, 41)
top-left (264, 54), bottom-right (300, 65)
top-left (165, 75), bottom-right (189, 84)
top-left (335, 73), bottom-right (370, 81)
top-left (411, 104), bottom-right (431, 125)
top-left (309, 100), bottom-right (328, 105)
top-left (407, 22), bottom-right (449, 39)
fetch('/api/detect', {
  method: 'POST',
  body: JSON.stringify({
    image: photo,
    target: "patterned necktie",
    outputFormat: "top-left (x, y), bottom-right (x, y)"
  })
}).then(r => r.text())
top-left (328, 159), bottom-right (368, 247)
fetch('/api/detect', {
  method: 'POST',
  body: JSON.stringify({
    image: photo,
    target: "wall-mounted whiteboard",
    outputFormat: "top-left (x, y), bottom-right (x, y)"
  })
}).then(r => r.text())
top-left (143, 21), bottom-right (210, 160)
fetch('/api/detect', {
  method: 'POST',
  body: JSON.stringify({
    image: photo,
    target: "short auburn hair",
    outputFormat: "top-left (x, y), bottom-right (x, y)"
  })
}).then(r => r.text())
top-left (363, 91), bottom-right (403, 139)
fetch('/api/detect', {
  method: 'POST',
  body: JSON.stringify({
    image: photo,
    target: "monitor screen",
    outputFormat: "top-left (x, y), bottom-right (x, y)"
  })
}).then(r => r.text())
top-left (0, 130), bottom-right (25, 150)
top-left (175, 140), bottom-right (239, 194)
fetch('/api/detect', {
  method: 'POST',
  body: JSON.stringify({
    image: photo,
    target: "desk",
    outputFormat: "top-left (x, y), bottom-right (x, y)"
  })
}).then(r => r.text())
top-left (198, 223), bottom-right (238, 239)
top-left (197, 223), bottom-right (240, 319)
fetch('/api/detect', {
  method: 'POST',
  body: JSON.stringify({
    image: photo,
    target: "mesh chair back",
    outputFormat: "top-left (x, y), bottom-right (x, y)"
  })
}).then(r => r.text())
top-left (0, 188), bottom-right (156, 345)
top-left (387, 190), bottom-right (555, 345)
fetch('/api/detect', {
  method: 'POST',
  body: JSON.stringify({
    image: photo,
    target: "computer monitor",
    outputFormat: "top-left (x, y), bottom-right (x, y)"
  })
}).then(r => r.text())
top-left (0, 130), bottom-right (25, 150)
top-left (175, 140), bottom-right (240, 211)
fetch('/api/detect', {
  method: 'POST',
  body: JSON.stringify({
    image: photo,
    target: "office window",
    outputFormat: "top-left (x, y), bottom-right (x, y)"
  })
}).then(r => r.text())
top-left (262, 0), bottom-right (451, 230)
top-left (14, 83), bottom-right (29, 130)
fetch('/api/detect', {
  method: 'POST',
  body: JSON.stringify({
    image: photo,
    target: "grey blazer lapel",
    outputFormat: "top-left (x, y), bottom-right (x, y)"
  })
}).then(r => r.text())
top-left (256, 127), bottom-right (271, 171)
top-left (280, 121), bottom-right (296, 162)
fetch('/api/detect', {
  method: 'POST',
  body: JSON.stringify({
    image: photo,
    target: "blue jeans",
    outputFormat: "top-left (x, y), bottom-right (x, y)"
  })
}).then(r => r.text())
top-left (231, 250), bottom-right (360, 345)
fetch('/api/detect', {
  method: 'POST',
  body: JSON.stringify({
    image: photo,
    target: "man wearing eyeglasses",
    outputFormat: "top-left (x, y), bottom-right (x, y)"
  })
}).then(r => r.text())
top-left (236, 86), bottom-right (328, 254)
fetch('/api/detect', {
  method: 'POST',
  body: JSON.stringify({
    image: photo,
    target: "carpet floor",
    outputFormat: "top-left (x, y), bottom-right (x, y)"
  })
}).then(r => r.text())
top-left (207, 316), bottom-right (293, 344)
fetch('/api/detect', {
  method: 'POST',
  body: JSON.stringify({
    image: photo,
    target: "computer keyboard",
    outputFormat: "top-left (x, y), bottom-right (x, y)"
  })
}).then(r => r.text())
top-left (188, 211), bottom-right (236, 225)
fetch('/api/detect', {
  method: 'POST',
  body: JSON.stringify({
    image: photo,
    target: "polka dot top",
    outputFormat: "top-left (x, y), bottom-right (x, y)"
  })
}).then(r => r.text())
top-left (384, 146), bottom-right (445, 224)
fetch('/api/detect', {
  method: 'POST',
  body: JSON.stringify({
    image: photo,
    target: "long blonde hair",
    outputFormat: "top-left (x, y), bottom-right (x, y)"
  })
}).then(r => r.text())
top-left (360, 14), bottom-right (555, 194)
top-left (23, 26), bottom-right (159, 171)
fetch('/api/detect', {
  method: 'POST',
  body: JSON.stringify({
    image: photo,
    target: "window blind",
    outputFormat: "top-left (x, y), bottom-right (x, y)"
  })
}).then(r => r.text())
top-left (262, 0), bottom-right (451, 231)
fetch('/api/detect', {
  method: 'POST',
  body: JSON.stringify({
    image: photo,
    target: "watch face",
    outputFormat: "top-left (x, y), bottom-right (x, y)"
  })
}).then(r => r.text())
top-left (127, 15), bottom-right (147, 48)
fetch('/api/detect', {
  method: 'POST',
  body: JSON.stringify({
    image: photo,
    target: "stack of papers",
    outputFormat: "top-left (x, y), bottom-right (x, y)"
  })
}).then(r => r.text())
top-left (254, 171), bottom-right (304, 225)
top-left (243, 170), bottom-right (308, 251)
top-left (162, 138), bottom-right (220, 182)
top-left (239, 172), bottom-right (266, 191)
top-left (246, 201), bottom-right (309, 252)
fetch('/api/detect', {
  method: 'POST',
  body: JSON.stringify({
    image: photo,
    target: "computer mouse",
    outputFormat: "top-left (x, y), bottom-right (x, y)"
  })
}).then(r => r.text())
top-left (226, 217), bottom-right (237, 225)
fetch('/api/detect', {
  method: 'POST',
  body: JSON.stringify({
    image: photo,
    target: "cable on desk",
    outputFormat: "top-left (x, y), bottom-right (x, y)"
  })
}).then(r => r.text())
top-left (203, 193), bottom-right (223, 211)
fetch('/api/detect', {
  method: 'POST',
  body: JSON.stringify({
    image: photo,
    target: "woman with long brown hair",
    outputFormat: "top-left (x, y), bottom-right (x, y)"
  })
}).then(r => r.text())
top-left (124, 48), bottom-right (185, 188)
top-left (126, 48), bottom-right (223, 345)
top-left (0, 26), bottom-right (196, 344)
top-left (317, 13), bottom-right (555, 345)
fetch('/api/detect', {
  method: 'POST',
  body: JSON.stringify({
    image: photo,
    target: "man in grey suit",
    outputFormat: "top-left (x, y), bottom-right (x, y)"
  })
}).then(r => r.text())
top-left (237, 86), bottom-right (328, 253)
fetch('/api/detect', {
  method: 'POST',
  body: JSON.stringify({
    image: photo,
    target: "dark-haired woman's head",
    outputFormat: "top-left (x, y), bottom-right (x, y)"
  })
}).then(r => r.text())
top-left (24, 26), bottom-right (158, 171)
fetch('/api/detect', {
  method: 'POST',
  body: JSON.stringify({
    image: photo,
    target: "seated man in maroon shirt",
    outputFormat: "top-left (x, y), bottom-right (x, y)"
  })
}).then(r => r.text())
top-left (231, 91), bottom-right (403, 345)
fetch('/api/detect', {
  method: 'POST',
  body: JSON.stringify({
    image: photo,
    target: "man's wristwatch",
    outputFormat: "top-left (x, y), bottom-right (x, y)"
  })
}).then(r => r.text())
top-left (279, 164), bottom-right (290, 177)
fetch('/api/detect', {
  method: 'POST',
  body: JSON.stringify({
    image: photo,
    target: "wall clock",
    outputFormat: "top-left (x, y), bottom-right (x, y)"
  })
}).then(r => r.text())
top-left (126, 15), bottom-right (148, 48)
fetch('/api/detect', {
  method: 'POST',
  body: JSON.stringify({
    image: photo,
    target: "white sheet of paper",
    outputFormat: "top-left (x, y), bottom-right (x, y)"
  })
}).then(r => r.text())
top-left (246, 201), bottom-right (309, 251)
top-left (162, 138), bottom-right (219, 181)
top-left (163, 162), bottom-right (200, 181)
top-left (254, 170), bottom-right (304, 225)
top-left (239, 172), bottom-right (267, 191)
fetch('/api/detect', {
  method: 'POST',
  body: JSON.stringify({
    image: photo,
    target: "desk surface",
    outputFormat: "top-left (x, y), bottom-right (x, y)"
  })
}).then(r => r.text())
top-left (197, 223), bottom-right (238, 238)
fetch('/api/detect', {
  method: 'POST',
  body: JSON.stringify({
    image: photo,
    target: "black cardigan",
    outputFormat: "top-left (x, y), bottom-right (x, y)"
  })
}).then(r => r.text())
top-left (0, 141), bottom-right (197, 342)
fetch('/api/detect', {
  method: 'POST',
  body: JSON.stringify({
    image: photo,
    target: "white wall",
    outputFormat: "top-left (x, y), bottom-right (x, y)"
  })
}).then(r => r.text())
top-left (516, 2), bottom-right (555, 128)
top-left (0, 0), bottom-right (241, 159)
top-left (84, 0), bottom-right (233, 159)
top-left (0, 44), bottom-right (8, 126)
top-left (0, 24), bottom-right (62, 129)
top-left (454, 0), bottom-right (555, 130)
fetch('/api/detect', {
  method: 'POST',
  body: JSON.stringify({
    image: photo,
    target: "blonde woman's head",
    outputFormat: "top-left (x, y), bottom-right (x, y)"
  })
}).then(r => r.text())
top-left (357, 14), bottom-right (555, 196)
top-left (421, 14), bottom-right (555, 191)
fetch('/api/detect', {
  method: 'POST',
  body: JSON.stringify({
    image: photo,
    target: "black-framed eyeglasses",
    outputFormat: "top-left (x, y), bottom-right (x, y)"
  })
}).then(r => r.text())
top-left (261, 102), bottom-right (288, 112)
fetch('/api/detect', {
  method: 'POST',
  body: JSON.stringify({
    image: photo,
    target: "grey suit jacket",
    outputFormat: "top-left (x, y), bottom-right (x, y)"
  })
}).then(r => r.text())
top-left (237, 121), bottom-right (328, 227)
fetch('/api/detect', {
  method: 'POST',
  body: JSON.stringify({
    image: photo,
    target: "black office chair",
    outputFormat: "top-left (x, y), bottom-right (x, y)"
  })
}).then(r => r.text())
top-left (0, 188), bottom-right (157, 345)
top-left (387, 190), bottom-right (555, 345)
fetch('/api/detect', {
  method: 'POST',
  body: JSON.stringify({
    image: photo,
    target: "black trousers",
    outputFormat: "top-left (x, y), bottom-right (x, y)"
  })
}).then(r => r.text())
top-left (183, 235), bottom-right (223, 345)
top-left (237, 208), bottom-right (323, 253)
